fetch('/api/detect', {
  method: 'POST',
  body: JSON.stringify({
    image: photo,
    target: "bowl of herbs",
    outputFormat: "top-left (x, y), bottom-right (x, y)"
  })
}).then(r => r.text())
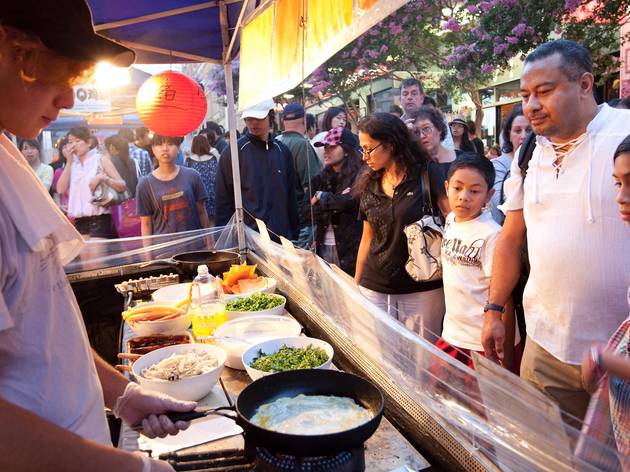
top-left (225, 293), bottom-right (286, 319)
top-left (242, 336), bottom-right (333, 381)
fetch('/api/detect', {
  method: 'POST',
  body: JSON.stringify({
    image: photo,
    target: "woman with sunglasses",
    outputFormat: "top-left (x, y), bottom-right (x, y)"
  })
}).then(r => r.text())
top-left (355, 113), bottom-right (449, 342)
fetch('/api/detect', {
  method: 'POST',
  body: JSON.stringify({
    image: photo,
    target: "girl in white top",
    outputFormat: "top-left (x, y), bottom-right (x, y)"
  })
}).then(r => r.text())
top-left (20, 139), bottom-right (53, 190)
top-left (56, 126), bottom-right (125, 238)
top-left (438, 154), bottom-right (520, 372)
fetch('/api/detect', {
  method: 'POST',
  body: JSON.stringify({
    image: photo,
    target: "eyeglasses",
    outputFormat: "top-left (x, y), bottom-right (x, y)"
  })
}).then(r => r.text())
top-left (361, 142), bottom-right (383, 157)
top-left (416, 126), bottom-right (434, 137)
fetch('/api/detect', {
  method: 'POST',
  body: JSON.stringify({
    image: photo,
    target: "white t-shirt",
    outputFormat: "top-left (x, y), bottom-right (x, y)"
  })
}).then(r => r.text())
top-left (499, 104), bottom-right (630, 364)
top-left (441, 211), bottom-right (519, 350)
top-left (0, 135), bottom-right (110, 444)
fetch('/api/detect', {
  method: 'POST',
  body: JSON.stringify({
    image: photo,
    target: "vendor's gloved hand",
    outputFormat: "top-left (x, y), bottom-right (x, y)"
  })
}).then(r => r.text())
top-left (114, 382), bottom-right (197, 438)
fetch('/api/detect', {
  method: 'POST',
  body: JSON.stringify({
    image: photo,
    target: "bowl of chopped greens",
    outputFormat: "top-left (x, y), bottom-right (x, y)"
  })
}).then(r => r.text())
top-left (242, 337), bottom-right (334, 381)
top-left (225, 293), bottom-right (287, 320)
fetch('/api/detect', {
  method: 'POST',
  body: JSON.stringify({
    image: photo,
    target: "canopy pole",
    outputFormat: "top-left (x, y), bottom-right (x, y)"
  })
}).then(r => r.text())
top-left (220, 3), bottom-right (246, 256)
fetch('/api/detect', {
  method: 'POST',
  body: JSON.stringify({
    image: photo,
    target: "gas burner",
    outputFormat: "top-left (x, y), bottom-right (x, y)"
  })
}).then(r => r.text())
top-left (254, 446), bottom-right (365, 472)
top-left (159, 448), bottom-right (255, 471)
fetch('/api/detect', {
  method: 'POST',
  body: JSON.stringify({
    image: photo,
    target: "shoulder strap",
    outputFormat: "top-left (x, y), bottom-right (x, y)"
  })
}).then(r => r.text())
top-left (420, 166), bottom-right (435, 217)
top-left (517, 131), bottom-right (537, 180)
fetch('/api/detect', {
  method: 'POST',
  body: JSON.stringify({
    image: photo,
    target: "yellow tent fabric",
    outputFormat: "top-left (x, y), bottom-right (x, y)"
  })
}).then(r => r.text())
top-left (240, 6), bottom-right (274, 97)
top-left (239, 0), bottom-right (408, 110)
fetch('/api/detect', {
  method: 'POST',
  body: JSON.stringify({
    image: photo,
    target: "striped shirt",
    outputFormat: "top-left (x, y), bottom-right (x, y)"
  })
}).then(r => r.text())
top-left (129, 143), bottom-right (152, 176)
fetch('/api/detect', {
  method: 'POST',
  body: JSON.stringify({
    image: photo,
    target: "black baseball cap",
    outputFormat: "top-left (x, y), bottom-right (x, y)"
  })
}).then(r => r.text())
top-left (2, 0), bottom-right (135, 67)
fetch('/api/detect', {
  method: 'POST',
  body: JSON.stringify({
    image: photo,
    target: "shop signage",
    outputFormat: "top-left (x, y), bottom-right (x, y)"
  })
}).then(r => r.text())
top-left (69, 85), bottom-right (112, 112)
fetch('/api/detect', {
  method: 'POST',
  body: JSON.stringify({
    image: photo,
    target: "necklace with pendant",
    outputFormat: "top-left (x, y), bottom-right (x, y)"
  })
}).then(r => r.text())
top-left (384, 171), bottom-right (405, 188)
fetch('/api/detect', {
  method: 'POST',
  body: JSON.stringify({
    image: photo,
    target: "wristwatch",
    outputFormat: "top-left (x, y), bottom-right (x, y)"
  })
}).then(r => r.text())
top-left (483, 302), bottom-right (505, 313)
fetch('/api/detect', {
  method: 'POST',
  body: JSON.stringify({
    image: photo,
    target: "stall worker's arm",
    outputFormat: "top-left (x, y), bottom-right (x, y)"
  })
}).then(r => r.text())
top-left (0, 395), bottom-right (156, 472)
top-left (92, 350), bottom-right (196, 438)
top-left (214, 146), bottom-right (235, 226)
top-left (354, 220), bottom-right (373, 284)
top-left (481, 210), bottom-right (526, 364)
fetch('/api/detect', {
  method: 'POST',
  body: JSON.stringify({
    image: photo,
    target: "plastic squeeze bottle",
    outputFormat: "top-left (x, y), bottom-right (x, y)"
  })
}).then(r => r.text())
top-left (190, 265), bottom-right (227, 340)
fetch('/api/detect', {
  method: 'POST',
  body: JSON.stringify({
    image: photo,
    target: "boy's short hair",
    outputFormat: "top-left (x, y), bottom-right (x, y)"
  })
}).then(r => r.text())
top-left (447, 152), bottom-right (496, 190)
top-left (152, 134), bottom-right (184, 147)
top-left (614, 134), bottom-right (630, 162)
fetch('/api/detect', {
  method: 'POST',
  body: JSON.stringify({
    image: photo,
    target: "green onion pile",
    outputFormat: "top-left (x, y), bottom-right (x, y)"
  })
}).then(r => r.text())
top-left (250, 344), bottom-right (329, 372)
top-left (226, 293), bottom-right (284, 312)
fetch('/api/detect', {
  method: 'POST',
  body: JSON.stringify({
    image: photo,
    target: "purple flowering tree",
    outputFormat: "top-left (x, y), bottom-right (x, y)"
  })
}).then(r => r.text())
top-left (205, 59), bottom-right (240, 106)
top-left (297, 0), bottom-right (629, 128)
top-left (447, 0), bottom-right (630, 121)
top-left (293, 0), bottom-right (447, 125)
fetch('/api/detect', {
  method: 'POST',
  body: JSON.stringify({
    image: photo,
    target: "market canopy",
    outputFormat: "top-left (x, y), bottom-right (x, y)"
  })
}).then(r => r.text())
top-left (88, 0), bottom-right (408, 109)
top-left (88, 0), bottom-right (260, 64)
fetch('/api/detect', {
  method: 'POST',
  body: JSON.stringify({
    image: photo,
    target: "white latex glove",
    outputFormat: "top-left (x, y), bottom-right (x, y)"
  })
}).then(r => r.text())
top-left (114, 382), bottom-right (197, 438)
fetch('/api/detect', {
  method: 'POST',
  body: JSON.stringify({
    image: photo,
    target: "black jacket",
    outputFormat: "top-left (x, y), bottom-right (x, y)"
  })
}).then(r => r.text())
top-left (305, 168), bottom-right (362, 275)
top-left (216, 133), bottom-right (299, 240)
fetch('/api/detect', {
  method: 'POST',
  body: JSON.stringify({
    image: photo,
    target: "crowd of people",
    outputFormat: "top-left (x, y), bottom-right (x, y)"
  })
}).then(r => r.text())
top-left (1, 0), bottom-right (629, 468)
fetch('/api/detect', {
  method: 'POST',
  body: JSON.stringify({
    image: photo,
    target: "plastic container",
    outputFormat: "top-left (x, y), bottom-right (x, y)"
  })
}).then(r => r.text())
top-left (213, 315), bottom-right (302, 369)
top-left (190, 265), bottom-right (227, 340)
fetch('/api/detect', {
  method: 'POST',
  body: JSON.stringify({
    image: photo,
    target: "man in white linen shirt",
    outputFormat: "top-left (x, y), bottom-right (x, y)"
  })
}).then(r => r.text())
top-left (481, 40), bottom-right (630, 424)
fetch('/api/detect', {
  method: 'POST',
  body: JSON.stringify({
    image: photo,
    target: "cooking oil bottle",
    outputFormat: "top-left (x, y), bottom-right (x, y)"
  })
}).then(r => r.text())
top-left (190, 265), bottom-right (227, 340)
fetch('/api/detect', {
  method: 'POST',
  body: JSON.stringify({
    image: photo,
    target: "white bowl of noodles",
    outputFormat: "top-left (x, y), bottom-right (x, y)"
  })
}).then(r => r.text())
top-left (132, 343), bottom-right (226, 401)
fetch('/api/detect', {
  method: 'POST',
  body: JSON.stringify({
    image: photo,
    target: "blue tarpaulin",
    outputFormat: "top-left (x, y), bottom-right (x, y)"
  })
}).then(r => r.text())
top-left (88, 0), bottom-right (260, 64)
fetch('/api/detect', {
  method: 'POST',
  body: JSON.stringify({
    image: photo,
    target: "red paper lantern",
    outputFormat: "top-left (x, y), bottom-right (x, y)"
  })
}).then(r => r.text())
top-left (136, 71), bottom-right (207, 137)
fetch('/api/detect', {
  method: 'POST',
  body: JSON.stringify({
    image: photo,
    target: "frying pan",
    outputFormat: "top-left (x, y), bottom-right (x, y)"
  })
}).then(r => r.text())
top-left (166, 369), bottom-right (384, 456)
top-left (141, 250), bottom-right (240, 277)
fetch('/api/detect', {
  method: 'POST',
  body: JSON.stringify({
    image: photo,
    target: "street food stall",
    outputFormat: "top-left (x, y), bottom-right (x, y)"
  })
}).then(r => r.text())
top-left (66, 223), bottom-right (617, 471)
top-left (64, 1), bottom-right (620, 470)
